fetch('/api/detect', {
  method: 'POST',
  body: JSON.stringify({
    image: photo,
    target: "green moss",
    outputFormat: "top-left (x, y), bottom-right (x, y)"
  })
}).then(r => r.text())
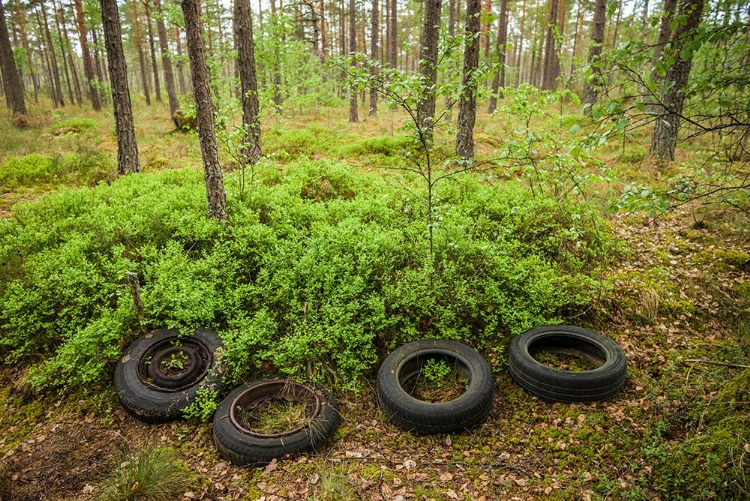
top-left (736, 282), bottom-right (750, 299)
top-left (653, 370), bottom-right (750, 499)
top-left (715, 250), bottom-right (750, 272)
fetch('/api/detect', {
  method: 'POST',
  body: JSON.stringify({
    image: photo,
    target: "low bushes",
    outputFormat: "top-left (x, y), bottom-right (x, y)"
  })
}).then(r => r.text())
top-left (0, 160), bottom-right (609, 392)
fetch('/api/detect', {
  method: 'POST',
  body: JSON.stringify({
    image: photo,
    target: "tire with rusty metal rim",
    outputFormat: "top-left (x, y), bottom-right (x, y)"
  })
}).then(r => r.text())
top-left (114, 328), bottom-right (225, 423)
top-left (212, 378), bottom-right (340, 467)
top-left (508, 325), bottom-right (627, 403)
top-left (376, 339), bottom-right (495, 435)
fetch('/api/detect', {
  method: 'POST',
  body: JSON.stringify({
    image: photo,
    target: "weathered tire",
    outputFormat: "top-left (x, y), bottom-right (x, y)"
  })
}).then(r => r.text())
top-left (376, 339), bottom-right (495, 435)
top-left (212, 378), bottom-right (340, 467)
top-left (114, 328), bottom-right (225, 423)
top-left (508, 325), bottom-right (627, 403)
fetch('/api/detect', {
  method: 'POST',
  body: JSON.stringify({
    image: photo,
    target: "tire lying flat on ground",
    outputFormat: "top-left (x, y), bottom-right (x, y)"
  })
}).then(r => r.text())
top-left (508, 325), bottom-right (627, 403)
top-left (212, 378), bottom-right (340, 467)
top-left (114, 327), bottom-right (225, 423)
top-left (376, 339), bottom-right (495, 435)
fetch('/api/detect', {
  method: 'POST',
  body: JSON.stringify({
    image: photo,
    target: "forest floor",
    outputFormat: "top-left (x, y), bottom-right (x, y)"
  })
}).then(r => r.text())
top-left (0, 101), bottom-right (749, 500)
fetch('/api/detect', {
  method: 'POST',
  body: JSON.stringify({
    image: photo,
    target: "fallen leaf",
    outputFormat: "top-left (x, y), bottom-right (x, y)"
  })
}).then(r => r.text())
top-left (439, 472), bottom-right (453, 481)
top-left (403, 459), bottom-right (416, 470)
top-left (264, 459), bottom-right (278, 474)
top-left (310, 473), bottom-right (320, 485)
top-left (444, 435), bottom-right (452, 446)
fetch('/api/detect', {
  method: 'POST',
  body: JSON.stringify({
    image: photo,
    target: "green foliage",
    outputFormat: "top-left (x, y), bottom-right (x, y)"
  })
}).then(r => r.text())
top-left (182, 387), bottom-right (219, 422)
top-left (0, 162), bottom-right (608, 393)
top-left (422, 358), bottom-right (451, 383)
top-left (98, 448), bottom-right (197, 501)
top-left (0, 149), bottom-right (114, 191)
top-left (52, 118), bottom-right (98, 133)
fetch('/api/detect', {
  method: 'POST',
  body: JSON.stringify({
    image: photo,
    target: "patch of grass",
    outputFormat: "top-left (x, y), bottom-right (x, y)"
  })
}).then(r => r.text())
top-left (237, 395), bottom-right (312, 435)
top-left (98, 447), bottom-right (196, 501)
top-left (0, 148), bottom-right (114, 192)
top-left (52, 118), bottom-right (98, 134)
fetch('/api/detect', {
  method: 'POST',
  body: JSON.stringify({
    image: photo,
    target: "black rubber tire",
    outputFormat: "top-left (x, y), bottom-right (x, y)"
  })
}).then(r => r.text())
top-left (212, 378), bottom-right (340, 467)
top-left (376, 339), bottom-right (495, 435)
top-left (114, 328), bottom-right (225, 423)
top-left (508, 325), bottom-right (627, 403)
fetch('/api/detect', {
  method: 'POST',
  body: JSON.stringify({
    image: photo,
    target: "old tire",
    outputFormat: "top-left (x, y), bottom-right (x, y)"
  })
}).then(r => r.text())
top-left (114, 328), bottom-right (225, 423)
top-left (376, 339), bottom-right (495, 435)
top-left (508, 325), bottom-right (627, 403)
top-left (212, 378), bottom-right (340, 467)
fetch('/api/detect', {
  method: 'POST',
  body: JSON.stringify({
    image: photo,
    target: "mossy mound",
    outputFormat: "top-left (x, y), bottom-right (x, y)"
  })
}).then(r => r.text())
top-left (653, 369), bottom-right (750, 499)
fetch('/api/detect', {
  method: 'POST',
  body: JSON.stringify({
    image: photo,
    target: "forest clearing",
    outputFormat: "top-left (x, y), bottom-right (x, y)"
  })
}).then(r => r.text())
top-left (0, 0), bottom-right (749, 499)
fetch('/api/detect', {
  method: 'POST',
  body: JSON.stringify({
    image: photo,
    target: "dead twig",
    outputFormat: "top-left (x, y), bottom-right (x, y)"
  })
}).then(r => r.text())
top-left (684, 359), bottom-right (750, 369)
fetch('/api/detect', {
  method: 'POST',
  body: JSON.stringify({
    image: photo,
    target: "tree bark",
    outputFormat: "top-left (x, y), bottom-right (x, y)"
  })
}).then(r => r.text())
top-left (387, 0), bottom-right (396, 66)
top-left (649, 0), bottom-right (704, 161)
top-left (131, 0), bottom-right (151, 104)
top-left (52, 0), bottom-right (76, 106)
top-left (0, 0), bottom-right (25, 115)
top-left (234, 0), bottom-right (262, 164)
top-left (143, 0), bottom-right (162, 102)
top-left (514, 0), bottom-right (526, 84)
top-left (175, 25), bottom-right (186, 94)
top-left (348, 0), bottom-right (357, 122)
top-left (40, 1), bottom-right (64, 107)
top-left (155, 0), bottom-right (179, 117)
top-left (488, 0), bottom-right (508, 113)
top-left (455, 0), bottom-right (480, 159)
top-left (481, 0), bottom-right (490, 57)
top-left (416, 0), bottom-right (442, 133)
top-left (181, 0), bottom-right (227, 220)
top-left (541, 0), bottom-right (561, 90)
top-left (91, 29), bottom-right (109, 105)
top-left (584, 0), bottom-right (606, 114)
top-left (100, 0), bottom-right (140, 174)
top-left (56, 0), bottom-right (83, 106)
top-left (15, 0), bottom-right (39, 104)
top-left (652, 0), bottom-right (678, 65)
top-left (369, 0), bottom-right (378, 115)
top-left (74, 0), bottom-right (101, 110)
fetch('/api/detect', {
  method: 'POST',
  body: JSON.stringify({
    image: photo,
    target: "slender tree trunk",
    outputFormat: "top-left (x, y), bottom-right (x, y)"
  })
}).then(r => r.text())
top-left (541, 0), bottom-right (560, 90)
top-left (448, 0), bottom-right (455, 37)
top-left (51, 0), bottom-right (75, 106)
top-left (388, 0), bottom-right (396, 66)
top-left (39, 2), bottom-right (64, 107)
top-left (74, 0), bottom-right (101, 110)
top-left (100, 0), bottom-right (140, 174)
top-left (569, 0), bottom-right (583, 78)
top-left (528, 0), bottom-right (541, 85)
top-left (584, 0), bottom-right (606, 113)
top-left (369, 0), bottom-right (378, 115)
top-left (131, 0), bottom-right (151, 104)
top-left (155, 0), bottom-right (179, 117)
top-left (175, 25), bottom-right (186, 94)
top-left (181, 0), bottom-right (227, 219)
top-left (143, 0), bottom-right (162, 102)
top-left (91, 29), bottom-right (108, 105)
top-left (652, 0), bottom-right (678, 65)
top-left (416, 0), bottom-right (442, 133)
top-left (57, 0), bottom-right (82, 106)
top-left (234, 0), bottom-right (262, 164)
top-left (0, 0), bottom-right (25, 115)
top-left (649, 0), bottom-right (704, 161)
top-left (488, 0), bottom-right (508, 113)
top-left (610, 0), bottom-right (623, 49)
top-left (348, 0), bottom-right (357, 122)
top-left (14, 0), bottom-right (38, 104)
top-left (456, 0), bottom-right (480, 159)
top-left (481, 0), bottom-right (491, 57)
top-left (514, 0), bottom-right (526, 85)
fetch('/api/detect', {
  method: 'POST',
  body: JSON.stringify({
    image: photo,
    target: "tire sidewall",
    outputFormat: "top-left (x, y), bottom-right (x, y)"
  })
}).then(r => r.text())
top-left (114, 328), bottom-right (226, 421)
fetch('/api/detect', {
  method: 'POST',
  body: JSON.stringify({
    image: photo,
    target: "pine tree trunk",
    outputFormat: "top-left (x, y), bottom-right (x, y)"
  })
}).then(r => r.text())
top-left (52, 0), bottom-right (75, 106)
top-left (456, 0), bottom-right (480, 159)
top-left (514, 0), bottom-right (526, 85)
top-left (175, 25), bottom-right (186, 94)
top-left (91, 29), bottom-right (109, 105)
top-left (0, 0), bottom-right (25, 115)
top-left (57, 0), bottom-right (83, 106)
top-left (416, 0), bottom-right (442, 133)
top-left (481, 0), bottom-right (491, 58)
top-left (181, 0), bottom-right (227, 220)
top-left (155, 0), bottom-right (179, 118)
top-left (348, 0), bottom-right (357, 122)
top-left (369, 0), bottom-right (378, 115)
top-left (74, 0), bottom-right (101, 110)
top-left (234, 0), bottom-right (262, 164)
top-left (40, 1), bottom-right (64, 107)
top-left (652, 0), bottom-right (677, 65)
top-left (100, 0), bottom-right (140, 174)
top-left (387, 0), bottom-right (396, 66)
top-left (14, 0), bottom-right (39, 104)
top-left (131, 0), bottom-right (151, 104)
top-left (649, 0), bottom-right (704, 161)
top-left (541, 0), bottom-right (560, 90)
top-left (488, 0), bottom-right (508, 113)
top-left (143, 0), bottom-right (162, 102)
top-left (584, 0), bottom-right (606, 113)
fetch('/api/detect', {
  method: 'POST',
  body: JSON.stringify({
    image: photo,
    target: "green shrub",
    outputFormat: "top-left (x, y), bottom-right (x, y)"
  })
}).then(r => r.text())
top-left (0, 149), bottom-right (114, 191)
top-left (0, 161), bottom-right (609, 393)
top-left (52, 117), bottom-right (98, 133)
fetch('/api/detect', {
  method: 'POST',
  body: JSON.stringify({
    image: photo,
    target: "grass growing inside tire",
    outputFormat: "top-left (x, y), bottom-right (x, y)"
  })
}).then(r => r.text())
top-left (532, 350), bottom-right (601, 372)
top-left (402, 358), bottom-right (470, 403)
top-left (235, 389), bottom-right (314, 435)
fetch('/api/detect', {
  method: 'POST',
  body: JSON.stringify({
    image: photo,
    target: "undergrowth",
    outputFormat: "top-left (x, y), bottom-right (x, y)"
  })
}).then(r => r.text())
top-left (0, 160), bottom-right (609, 393)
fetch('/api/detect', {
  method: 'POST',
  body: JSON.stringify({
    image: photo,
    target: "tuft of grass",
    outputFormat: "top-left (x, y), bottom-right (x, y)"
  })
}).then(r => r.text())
top-left (97, 448), bottom-right (196, 501)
